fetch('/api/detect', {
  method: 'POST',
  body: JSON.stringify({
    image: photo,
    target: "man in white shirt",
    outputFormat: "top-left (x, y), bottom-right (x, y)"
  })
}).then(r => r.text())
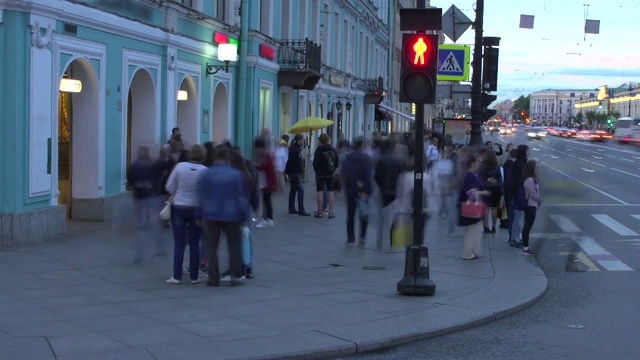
top-left (425, 137), bottom-right (440, 169)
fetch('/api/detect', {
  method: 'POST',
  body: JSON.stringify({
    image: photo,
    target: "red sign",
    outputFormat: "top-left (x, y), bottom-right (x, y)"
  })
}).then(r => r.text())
top-left (259, 44), bottom-right (276, 60)
top-left (213, 32), bottom-right (228, 44)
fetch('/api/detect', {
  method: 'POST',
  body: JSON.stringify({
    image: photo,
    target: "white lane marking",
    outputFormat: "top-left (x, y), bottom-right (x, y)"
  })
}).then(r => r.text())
top-left (631, 215), bottom-right (640, 222)
top-left (604, 154), bottom-right (617, 158)
top-left (592, 156), bottom-right (603, 159)
top-left (575, 237), bottom-right (634, 271)
top-left (597, 149), bottom-right (605, 152)
top-left (591, 162), bottom-right (607, 167)
top-left (533, 148), bottom-right (540, 151)
top-left (551, 155), bottom-right (559, 159)
top-left (610, 167), bottom-right (640, 179)
top-left (568, 154), bottom-right (576, 157)
top-left (620, 158), bottom-right (635, 163)
top-left (578, 157), bottom-right (590, 162)
top-left (550, 214), bottom-right (582, 233)
top-left (633, 156), bottom-right (640, 160)
top-left (581, 167), bottom-right (594, 172)
top-left (539, 162), bottom-right (628, 204)
top-left (592, 214), bottom-right (639, 236)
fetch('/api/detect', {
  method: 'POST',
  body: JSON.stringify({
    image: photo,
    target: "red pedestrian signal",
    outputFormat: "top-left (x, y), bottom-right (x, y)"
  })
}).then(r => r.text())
top-left (400, 34), bottom-right (438, 104)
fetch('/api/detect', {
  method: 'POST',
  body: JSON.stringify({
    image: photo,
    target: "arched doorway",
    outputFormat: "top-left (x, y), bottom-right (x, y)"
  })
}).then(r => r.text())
top-left (177, 76), bottom-right (198, 147)
top-left (58, 58), bottom-right (100, 218)
top-left (127, 69), bottom-right (157, 169)
top-left (212, 83), bottom-right (229, 144)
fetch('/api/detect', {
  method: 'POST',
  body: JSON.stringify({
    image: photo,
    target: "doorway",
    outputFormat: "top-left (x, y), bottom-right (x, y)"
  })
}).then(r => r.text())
top-left (212, 83), bottom-right (229, 144)
top-left (58, 58), bottom-right (100, 218)
top-left (177, 76), bottom-right (198, 147)
top-left (126, 69), bottom-right (157, 170)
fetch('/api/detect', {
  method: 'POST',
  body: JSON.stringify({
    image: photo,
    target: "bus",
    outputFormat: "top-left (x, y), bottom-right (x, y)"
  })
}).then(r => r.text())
top-left (613, 117), bottom-right (640, 144)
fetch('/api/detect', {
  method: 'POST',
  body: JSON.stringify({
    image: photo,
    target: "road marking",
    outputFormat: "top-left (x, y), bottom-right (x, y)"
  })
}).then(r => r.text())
top-left (581, 167), bottom-right (594, 172)
top-left (592, 214), bottom-right (639, 236)
top-left (613, 238), bottom-right (640, 246)
top-left (559, 252), bottom-right (600, 271)
top-left (597, 149), bottom-right (605, 152)
top-left (574, 237), bottom-right (633, 271)
top-left (568, 154), bottom-right (576, 157)
top-left (533, 148), bottom-right (540, 151)
top-left (578, 157), bottom-right (590, 162)
top-left (591, 162), bottom-right (607, 167)
top-left (610, 167), bottom-right (640, 179)
top-left (620, 158), bottom-right (635, 162)
top-left (539, 162), bottom-right (628, 204)
top-left (550, 214), bottom-right (582, 233)
top-left (592, 156), bottom-right (603, 159)
top-left (633, 156), bottom-right (640, 160)
top-left (551, 155), bottom-right (559, 159)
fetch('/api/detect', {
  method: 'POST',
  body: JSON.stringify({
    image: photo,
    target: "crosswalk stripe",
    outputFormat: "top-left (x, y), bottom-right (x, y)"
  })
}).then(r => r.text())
top-left (574, 237), bottom-right (633, 271)
top-left (630, 215), bottom-right (640, 222)
top-left (592, 215), bottom-right (639, 236)
top-left (550, 215), bottom-right (581, 233)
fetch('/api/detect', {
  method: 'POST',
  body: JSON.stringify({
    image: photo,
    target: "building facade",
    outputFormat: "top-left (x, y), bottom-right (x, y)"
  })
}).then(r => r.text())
top-left (530, 89), bottom-right (597, 125)
top-left (0, 0), bottom-right (402, 245)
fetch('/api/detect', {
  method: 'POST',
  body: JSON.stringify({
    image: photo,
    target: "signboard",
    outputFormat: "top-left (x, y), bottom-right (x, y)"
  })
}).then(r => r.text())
top-left (437, 45), bottom-right (470, 81)
top-left (443, 118), bottom-right (472, 145)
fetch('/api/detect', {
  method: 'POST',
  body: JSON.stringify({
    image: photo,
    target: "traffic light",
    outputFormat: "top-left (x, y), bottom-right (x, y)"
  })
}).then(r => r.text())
top-left (483, 47), bottom-right (499, 92)
top-left (482, 93), bottom-right (497, 121)
top-left (399, 33), bottom-right (438, 104)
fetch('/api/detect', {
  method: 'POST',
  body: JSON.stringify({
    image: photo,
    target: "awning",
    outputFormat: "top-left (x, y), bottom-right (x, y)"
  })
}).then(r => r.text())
top-left (377, 104), bottom-right (414, 121)
top-left (375, 107), bottom-right (392, 121)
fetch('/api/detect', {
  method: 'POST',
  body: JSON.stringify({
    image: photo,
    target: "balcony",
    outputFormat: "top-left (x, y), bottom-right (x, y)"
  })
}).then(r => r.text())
top-left (363, 77), bottom-right (384, 104)
top-left (278, 39), bottom-right (322, 90)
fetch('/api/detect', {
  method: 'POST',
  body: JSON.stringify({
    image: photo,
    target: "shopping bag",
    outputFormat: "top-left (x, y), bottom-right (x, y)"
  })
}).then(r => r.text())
top-left (241, 226), bottom-right (252, 267)
top-left (499, 197), bottom-right (508, 220)
top-left (460, 199), bottom-right (486, 219)
top-left (357, 197), bottom-right (369, 222)
top-left (159, 196), bottom-right (173, 220)
top-left (392, 215), bottom-right (413, 249)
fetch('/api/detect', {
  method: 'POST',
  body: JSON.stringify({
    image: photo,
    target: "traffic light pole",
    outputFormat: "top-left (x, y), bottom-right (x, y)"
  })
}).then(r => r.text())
top-left (469, 0), bottom-right (484, 147)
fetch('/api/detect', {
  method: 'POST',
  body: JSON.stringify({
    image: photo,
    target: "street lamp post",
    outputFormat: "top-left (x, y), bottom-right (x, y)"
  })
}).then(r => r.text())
top-left (629, 83), bottom-right (633, 117)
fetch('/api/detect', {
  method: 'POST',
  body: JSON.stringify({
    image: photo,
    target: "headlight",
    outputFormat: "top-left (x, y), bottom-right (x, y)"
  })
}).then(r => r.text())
top-left (527, 132), bottom-right (536, 137)
top-left (539, 133), bottom-right (547, 137)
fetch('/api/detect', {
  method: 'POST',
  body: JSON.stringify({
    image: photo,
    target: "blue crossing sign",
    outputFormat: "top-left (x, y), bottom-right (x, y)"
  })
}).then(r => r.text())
top-left (437, 45), bottom-right (470, 81)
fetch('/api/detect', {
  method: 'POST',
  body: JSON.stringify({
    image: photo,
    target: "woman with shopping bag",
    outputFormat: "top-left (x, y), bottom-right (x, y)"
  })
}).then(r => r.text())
top-left (458, 154), bottom-right (491, 260)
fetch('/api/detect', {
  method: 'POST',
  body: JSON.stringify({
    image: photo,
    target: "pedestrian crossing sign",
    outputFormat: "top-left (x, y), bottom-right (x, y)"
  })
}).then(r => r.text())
top-left (437, 44), bottom-right (470, 81)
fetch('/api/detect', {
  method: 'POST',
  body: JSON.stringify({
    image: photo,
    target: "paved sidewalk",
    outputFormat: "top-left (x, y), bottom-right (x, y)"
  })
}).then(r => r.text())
top-left (0, 185), bottom-right (547, 360)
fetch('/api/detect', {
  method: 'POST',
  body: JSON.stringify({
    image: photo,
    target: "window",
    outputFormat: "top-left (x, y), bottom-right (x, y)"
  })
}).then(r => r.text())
top-left (260, 0), bottom-right (272, 35)
top-left (179, 0), bottom-right (194, 7)
top-left (216, 0), bottom-right (225, 21)
top-left (281, 0), bottom-right (291, 39)
top-left (259, 86), bottom-right (272, 132)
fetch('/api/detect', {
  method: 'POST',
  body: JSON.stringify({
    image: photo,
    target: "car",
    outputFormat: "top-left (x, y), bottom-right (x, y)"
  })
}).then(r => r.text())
top-left (557, 127), bottom-right (571, 137)
top-left (499, 126), bottom-right (515, 135)
top-left (566, 128), bottom-right (578, 138)
top-left (575, 130), bottom-right (612, 142)
top-left (527, 127), bottom-right (547, 140)
top-left (546, 127), bottom-right (560, 136)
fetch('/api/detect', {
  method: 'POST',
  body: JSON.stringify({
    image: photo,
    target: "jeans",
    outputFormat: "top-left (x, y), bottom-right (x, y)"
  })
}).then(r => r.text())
top-left (522, 206), bottom-right (538, 247)
top-left (506, 198), bottom-right (515, 241)
top-left (376, 195), bottom-right (395, 250)
top-left (133, 195), bottom-right (164, 262)
top-left (262, 191), bottom-right (273, 220)
top-left (511, 209), bottom-right (524, 243)
top-left (170, 206), bottom-right (202, 280)
top-left (288, 174), bottom-right (305, 212)
top-left (204, 221), bottom-right (243, 281)
top-left (347, 193), bottom-right (369, 243)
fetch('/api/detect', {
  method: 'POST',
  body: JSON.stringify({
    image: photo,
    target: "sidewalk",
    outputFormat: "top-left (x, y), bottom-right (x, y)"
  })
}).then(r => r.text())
top-left (0, 184), bottom-right (547, 360)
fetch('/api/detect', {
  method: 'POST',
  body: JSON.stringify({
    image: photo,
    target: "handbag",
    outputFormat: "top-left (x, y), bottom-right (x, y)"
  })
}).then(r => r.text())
top-left (392, 216), bottom-right (413, 249)
top-left (241, 226), bottom-right (252, 267)
top-left (159, 196), bottom-right (174, 220)
top-left (460, 198), bottom-right (486, 219)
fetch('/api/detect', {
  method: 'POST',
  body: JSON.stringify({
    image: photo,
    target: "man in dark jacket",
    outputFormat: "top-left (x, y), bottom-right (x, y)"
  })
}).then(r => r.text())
top-left (502, 148), bottom-right (518, 243)
top-left (285, 134), bottom-right (310, 216)
top-left (374, 139), bottom-right (403, 250)
top-left (508, 144), bottom-right (529, 247)
top-left (127, 145), bottom-right (164, 264)
top-left (341, 138), bottom-right (374, 246)
top-left (313, 134), bottom-right (339, 217)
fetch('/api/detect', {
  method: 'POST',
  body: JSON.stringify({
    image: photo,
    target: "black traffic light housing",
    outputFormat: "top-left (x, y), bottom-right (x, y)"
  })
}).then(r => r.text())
top-left (399, 33), bottom-right (438, 104)
top-left (482, 92), bottom-right (497, 121)
top-left (483, 47), bottom-right (499, 92)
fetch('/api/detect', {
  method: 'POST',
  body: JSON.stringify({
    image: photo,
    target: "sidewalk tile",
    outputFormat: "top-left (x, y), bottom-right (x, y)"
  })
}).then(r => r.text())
top-left (0, 336), bottom-right (56, 360)
top-left (48, 332), bottom-right (133, 357)
top-left (52, 303), bottom-right (131, 320)
top-left (147, 331), bottom-right (355, 360)
top-left (0, 308), bottom-right (65, 326)
top-left (143, 307), bottom-right (229, 324)
top-left (74, 313), bottom-right (165, 332)
top-left (4, 320), bottom-right (91, 337)
top-left (105, 324), bottom-right (207, 347)
top-left (31, 295), bottom-right (104, 309)
top-left (178, 318), bottom-right (266, 338)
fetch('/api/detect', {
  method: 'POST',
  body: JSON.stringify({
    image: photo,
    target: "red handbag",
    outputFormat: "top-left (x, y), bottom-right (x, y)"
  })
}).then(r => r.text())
top-left (460, 199), bottom-right (487, 219)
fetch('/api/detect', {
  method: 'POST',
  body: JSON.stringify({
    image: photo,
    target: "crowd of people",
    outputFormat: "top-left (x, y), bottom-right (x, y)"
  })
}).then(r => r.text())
top-left (126, 126), bottom-right (542, 288)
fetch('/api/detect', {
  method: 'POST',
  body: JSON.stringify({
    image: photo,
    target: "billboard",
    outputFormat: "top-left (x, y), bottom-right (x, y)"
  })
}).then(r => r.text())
top-left (443, 118), bottom-right (471, 145)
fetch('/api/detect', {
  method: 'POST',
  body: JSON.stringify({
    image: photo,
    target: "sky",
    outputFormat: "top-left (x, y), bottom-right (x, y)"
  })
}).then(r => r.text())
top-left (429, 0), bottom-right (640, 103)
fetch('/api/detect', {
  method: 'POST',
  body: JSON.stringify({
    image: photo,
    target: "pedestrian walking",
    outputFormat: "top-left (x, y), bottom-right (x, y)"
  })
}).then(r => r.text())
top-left (459, 154), bottom-right (491, 260)
top-left (478, 150), bottom-right (503, 234)
top-left (312, 133), bottom-right (338, 218)
top-left (127, 145), bottom-right (165, 264)
top-left (254, 137), bottom-right (277, 228)
top-left (164, 145), bottom-right (207, 284)
top-left (502, 148), bottom-right (520, 247)
top-left (285, 134), bottom-right (310, 216)
top-left (341, 138), bottom-right (373, 246)
top-left (374, 139), bottom-right (403, 250)
top-left (510, 145), bottom-right (530, 246)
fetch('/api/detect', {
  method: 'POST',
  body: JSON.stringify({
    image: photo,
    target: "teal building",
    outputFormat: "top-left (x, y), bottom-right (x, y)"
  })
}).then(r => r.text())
top-left (0, 0), bottom-right (401, 245)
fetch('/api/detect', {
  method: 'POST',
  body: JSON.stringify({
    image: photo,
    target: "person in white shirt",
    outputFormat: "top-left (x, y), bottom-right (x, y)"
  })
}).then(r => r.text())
top-left (425, 137), bottom-right (440, 169)
top-left (274, 138), bottom-right (289, 193)
top-left (164, 145), bottom-right (207, 285)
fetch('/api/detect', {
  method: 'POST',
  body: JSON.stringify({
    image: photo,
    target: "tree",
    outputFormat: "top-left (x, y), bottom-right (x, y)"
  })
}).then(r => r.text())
top-left (512, 95), bottom-right (531, 121)
top-left (609, 110), bottom-right (621, 120)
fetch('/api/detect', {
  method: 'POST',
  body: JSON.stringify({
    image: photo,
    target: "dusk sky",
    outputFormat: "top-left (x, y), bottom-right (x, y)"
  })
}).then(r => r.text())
top-left (430, 0), bottom-right (640, 102)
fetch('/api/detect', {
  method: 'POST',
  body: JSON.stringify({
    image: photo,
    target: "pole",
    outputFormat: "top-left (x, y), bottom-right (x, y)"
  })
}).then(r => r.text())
top-left (469, 0), bottom-right (484, 147)
top-left (235, 0), bottom-right (250, 153)
top-left (413, 1), bottom-right (426, 248)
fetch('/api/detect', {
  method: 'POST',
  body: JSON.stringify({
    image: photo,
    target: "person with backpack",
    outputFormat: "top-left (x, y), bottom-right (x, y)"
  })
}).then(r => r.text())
top-left (510, 144), bottom-right (530, 247)
top-left (312, 133), bottom-right (339, 218)
top-left (341, 138), bottom-right (373, 246)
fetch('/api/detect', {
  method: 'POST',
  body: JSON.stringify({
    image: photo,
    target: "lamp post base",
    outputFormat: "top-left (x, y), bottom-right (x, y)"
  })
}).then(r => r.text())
top-left (396, 245), bottom-right (436, 296)
top-left (397, 277), bottom-right (436, 295)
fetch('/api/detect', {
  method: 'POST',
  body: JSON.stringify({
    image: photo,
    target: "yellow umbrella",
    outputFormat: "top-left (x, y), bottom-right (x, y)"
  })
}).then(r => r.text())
top-left (288, 117), bottom-right (334, 134)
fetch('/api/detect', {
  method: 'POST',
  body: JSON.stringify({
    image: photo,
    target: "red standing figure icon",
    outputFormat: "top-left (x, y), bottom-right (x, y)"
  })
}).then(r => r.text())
top-left (413, 37), bottom-right (428, 65)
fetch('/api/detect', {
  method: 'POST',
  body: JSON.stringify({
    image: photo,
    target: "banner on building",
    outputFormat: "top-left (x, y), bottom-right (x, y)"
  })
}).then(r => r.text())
top-left (443, 118), bottom-right (472, 145)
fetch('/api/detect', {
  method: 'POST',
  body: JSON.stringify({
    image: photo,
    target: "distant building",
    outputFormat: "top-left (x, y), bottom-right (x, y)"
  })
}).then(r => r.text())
top-left (530, 89), bottom-right (596, 125)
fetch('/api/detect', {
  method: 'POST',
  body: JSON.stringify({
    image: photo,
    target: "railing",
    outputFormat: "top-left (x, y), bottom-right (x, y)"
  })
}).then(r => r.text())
top-left (278, 38), bottom-right (321, 73)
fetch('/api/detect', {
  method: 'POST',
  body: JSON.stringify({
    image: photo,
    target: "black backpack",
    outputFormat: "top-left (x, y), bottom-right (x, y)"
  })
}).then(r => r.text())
top-left (322, 151), bottom-right (335, 173)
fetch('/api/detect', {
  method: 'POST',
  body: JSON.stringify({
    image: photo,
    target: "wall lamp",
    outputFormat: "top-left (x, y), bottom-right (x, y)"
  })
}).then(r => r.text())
top-left (334, 98), bottom-right (353, 112)
top-left (206, 43), bottom-right (238, 76)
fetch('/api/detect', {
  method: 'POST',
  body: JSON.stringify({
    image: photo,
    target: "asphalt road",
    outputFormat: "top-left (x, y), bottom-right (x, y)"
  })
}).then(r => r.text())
top-left (336, 130), bottom-right (640, 360)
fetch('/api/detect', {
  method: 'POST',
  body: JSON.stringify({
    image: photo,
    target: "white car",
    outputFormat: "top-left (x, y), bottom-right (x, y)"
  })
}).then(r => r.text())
top-left (527, 127), bottom-right (547, 140)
